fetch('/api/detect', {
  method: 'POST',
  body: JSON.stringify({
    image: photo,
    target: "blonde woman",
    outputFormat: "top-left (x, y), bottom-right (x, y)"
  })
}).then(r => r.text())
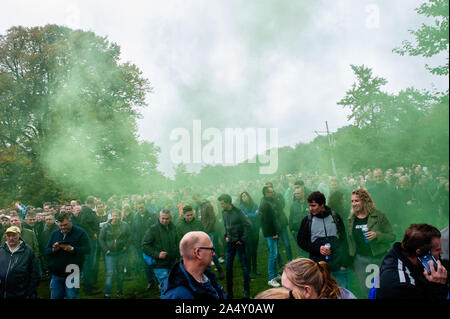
top-left (348, 188), bottom-right (395, 298)
top-left (254, 287), bottom-right (302, 299)
top-left (280, 258), bottom-right (356, 299)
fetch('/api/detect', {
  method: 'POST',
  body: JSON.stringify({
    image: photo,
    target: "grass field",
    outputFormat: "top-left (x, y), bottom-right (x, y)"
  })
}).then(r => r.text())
top-left (37, 232), bottom-right (364, 299)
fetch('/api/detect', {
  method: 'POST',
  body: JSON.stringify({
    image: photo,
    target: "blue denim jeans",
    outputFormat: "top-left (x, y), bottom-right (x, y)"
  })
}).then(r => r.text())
top-left (225, 242), bottom-right (250, 297)
top-left (50, 275), bottom-right (79, 299)
top-left (104, 252), bottom-right (125, 296)
top-left (153, 268), bottom-right (169, 288)
top-left (277, 227), bottom-right (292, 267)
top-left (265, 237), bottom-right (279, 281)
top-left (135, 246), bottom-right (156, 284)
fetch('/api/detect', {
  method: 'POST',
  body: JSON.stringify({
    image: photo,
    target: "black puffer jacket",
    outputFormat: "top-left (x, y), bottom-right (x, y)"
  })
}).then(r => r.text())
top-left (0, 241), bottom-right (41, 299)
top-left (222, 205), bottom-right (252, 243)
top-left (99, 221), bottom-right (131, 255)
top-left (77, 205), bottom-right (99, 240)
top-left (259, 197), bottom-right (281, 238)
top-left (142, 222), bottom-right (179, 269)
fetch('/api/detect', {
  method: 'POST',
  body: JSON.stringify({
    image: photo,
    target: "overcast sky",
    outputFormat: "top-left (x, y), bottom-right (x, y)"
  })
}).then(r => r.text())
top-left (2, 0), bottom-right (448, 177)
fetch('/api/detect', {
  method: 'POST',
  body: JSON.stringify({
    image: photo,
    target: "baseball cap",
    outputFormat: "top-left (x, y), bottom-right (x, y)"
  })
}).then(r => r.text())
top-left (5, 226), bottom-right (21, 234)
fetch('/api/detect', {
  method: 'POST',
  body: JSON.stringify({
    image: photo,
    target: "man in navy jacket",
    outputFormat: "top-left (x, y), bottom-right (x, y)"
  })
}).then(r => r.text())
top-left (46, 212), bottom-right (90, 299)
top-left (162, 231), bottom-right (225, 299)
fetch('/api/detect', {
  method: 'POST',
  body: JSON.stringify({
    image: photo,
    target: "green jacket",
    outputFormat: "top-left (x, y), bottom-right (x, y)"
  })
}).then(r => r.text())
top-left (142, 222), bottom-right (179, 269)
top-left (1, 228), bottom-right (41, 258)
top-left (176, 217), bottom-right (204, 241)
top-left (347, 209), bottom-right (395, 258)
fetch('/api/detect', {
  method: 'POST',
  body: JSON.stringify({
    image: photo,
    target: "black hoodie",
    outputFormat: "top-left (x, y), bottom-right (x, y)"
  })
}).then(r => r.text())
top-left (377, 242), bottom-right (448, 299)
top-left (297, 206), bottom-right (350, 271)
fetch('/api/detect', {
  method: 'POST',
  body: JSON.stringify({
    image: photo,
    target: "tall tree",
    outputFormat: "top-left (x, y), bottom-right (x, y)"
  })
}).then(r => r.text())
top-left (337, 64), bottom-right (390, 133)
top-left (0, 25), bottom-right (158, 204)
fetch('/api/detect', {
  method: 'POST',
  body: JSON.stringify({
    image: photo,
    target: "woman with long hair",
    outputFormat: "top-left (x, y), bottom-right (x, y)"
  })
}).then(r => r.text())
top-left (254, 287), bottom-right (303, 299)
top-left (348, 188), bottom-right (395, 298)
top-left (280, 258), bottom-right (356, 299)
top-left (238, 191), bottom-right (260, 278)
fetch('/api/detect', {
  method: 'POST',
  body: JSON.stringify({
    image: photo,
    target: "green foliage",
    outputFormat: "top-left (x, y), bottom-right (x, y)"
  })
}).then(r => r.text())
top-left (334, 68), bottom-right (448, 172)
top-left (337, 64), bottom-right (389, 132)
top-left (393, 0), bottom-right (449, 76)
top-left (0, 25), bottom-right (162, 204)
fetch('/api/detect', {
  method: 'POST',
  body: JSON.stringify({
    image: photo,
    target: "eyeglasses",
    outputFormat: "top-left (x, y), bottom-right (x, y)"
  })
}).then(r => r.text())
top-left (196, 246), bottom-right (215, 252)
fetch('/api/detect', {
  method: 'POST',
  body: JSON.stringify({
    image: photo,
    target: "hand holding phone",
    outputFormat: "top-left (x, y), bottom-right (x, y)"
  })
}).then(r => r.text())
top-left (417, 251), bottom-right (437, 275)
top-left (422, 259), bottom-right (447, 285)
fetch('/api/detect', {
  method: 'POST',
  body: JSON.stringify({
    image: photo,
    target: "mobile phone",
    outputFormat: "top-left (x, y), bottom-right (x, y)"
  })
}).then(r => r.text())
top-left (58, 241), bottom-right (70, 246)
top-left (417, 251), bottom-right (438, 274)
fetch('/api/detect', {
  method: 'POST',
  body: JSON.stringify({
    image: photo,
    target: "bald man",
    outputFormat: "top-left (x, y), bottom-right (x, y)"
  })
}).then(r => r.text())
top-left (161, 231), bottom-right (226, 299)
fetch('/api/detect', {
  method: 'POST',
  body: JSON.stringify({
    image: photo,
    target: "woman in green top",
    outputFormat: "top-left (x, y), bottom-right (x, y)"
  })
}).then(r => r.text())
top-left (347, 188), bottom-right (395, 299)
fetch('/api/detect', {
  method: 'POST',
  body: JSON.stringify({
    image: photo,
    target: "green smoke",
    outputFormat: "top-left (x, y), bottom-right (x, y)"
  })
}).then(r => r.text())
top-left (0, 25), bottom-right (162, 205)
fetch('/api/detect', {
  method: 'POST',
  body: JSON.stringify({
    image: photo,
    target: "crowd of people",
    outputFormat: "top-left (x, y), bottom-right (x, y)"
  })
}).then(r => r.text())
top-left (0, 163), bottom-right (448, 299)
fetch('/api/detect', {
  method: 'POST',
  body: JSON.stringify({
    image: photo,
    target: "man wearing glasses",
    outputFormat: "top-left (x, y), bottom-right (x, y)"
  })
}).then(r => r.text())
top-left (161, 231), bottom-right (226, 299)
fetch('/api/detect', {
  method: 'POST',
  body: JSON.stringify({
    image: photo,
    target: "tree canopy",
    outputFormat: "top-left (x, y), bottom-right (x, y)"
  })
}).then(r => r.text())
top-left (0, 25), bottom-right (163, 206)
top-left (393, 0), bottom-right (449, 77)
